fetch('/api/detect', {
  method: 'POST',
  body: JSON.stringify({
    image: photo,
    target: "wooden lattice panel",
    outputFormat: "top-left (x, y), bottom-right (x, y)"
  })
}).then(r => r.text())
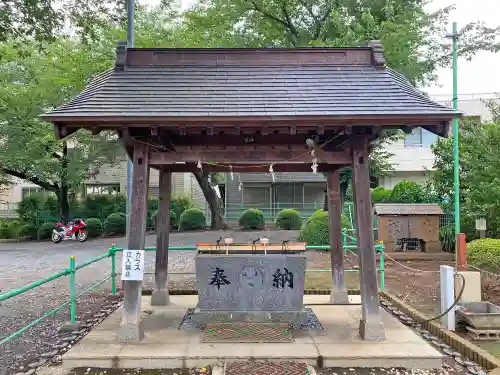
top-left (202, 323), bottom-right (293, 343)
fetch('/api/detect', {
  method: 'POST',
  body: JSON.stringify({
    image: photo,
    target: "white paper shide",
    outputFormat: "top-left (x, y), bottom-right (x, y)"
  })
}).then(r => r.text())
top-left (121, 250), bottom-right (145, 281)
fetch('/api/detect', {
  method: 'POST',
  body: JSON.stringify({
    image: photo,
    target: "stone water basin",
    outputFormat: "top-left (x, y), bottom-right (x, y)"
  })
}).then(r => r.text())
top-left (456, 301), bottom-right (500, 329)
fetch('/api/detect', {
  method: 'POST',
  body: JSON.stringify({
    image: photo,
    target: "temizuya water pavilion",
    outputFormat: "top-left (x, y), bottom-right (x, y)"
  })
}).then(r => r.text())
top-left (42, 41), bottom-right (458, 343)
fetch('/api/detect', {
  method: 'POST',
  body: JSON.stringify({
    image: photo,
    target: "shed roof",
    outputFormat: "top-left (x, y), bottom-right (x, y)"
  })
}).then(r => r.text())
top-left (41, 41), bottom-right (459, 136)
top-left (373, 203), bottom-right (444, 216)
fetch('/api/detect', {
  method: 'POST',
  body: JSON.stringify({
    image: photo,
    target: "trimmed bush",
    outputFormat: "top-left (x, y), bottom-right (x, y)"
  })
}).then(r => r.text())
top-left (38, 222), bottom-right (56, 240)
top-left (85, 218), bottom-right (103, 238)
top-left (468, 238), bottom-right (500, 269)
top-left (0, 220), bottom-right (9, 238)
top-left (152, 209), bottom-right (178, 229)
top-left (239, 209), bottom-right (265, 230)
top-left (147, 197), bottom-right (159, 229)
top-left (19, 224), bottom-right (38, 240)
top-left (297, 209), bottom-right (351, 247)
top-left (439, 225), bottom-right (455, 253)
top-left (81, 194), bottom-right (117, 220)
top-left (275, 209), bottom-right (302, 230)
top-left (179, 208), bottom-right (206, 231)
top-left (103, 213), bottom-right (127, 235)
top-left (6, 220), bottom-right (22, 238)
top-left (171, 195), bottom-right (194, 222)
top-left (17, 194), bottom-right (44, 224)
top-left (371, 186), bottom-right (392, 203)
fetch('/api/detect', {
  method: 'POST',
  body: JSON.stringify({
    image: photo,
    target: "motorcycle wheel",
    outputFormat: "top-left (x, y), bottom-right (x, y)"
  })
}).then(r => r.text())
top-left (51, 232), bottom-right (63, 243)
top-left (77, 230), bottom-right (88, 242)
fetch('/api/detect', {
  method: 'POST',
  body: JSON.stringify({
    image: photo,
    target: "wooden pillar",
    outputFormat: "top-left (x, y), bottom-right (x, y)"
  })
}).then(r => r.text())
top-left (351, 136), bottom-right (385, 341)
top-left (117, 141), bottom-right (150, 342)
top-left (327, 169), bottom-right (349, 304)
top-left (151, 168), bottom-right (172, 305)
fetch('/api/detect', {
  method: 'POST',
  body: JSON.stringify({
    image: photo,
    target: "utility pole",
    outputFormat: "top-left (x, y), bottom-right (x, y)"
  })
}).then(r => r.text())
top-left (126, 0), bottom-right (134, 242)
top-left (446, 22), bottom-right (460, 263)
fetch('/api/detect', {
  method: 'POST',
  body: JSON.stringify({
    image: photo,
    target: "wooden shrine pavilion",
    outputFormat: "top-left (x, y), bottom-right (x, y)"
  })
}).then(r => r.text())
top-left (42, 41), bottom-right (458, 342)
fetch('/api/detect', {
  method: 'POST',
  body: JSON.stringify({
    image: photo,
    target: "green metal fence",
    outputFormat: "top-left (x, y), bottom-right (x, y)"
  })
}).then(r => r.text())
top-left (0, 236), bottom-right (385, 346)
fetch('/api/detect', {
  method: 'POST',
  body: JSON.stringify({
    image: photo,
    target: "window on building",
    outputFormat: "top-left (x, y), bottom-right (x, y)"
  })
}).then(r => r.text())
top-left (85, 184), bottom-right (120, 195)
top-left (21, 187), bottom-right (45, 199)
top-left (404, 127), bottom-right (422, 147)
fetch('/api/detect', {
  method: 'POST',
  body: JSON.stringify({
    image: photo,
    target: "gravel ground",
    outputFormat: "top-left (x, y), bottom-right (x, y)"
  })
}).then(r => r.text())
top-left (0, 230), bottom-right (298, 375)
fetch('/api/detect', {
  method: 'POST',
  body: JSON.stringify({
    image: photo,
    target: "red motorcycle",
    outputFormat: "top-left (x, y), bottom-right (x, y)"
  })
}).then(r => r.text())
top-left (51, 219), bottom-right (88, 243)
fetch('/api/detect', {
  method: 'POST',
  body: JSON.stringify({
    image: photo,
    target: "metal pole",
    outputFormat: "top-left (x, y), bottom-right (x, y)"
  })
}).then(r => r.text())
top-left (126, 0), bottom-right (134, 242)
top-left (69, 256), bottom-right (77, 324)
top-left (451, 22), bottom-right (460, 261)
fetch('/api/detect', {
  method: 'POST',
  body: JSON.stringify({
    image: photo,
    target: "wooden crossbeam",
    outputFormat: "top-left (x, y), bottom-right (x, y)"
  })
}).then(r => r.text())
top-left (149, 149), bottom-right (351, 165)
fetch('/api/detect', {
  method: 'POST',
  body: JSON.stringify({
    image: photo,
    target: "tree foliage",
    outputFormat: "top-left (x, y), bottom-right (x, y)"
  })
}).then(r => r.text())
top-left (181, 0), bottom-right (500, 84)
top-left (431, 101), bottom-right (500, 238)
top-left (0, 38), bottom-right (121, 220)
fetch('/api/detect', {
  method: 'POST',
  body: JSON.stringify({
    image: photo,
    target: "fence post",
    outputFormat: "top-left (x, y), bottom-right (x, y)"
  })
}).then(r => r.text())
top-left (378, 248), bottom-right (385, 292)
top-left (110, 244), bottom-right (117, 294)
top-left (69, 256), bottom-right (77, 324)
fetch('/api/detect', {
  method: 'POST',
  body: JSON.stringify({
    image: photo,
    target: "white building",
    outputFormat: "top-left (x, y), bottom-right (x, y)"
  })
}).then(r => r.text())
top-left (380, 92), bottom-right (496, 189)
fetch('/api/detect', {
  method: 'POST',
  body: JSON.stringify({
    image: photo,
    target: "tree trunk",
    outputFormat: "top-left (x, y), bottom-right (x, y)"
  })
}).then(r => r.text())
top-left (59, 141), bottom-right (70, 223)
top-left (193, 171), bottom-right (227, 230)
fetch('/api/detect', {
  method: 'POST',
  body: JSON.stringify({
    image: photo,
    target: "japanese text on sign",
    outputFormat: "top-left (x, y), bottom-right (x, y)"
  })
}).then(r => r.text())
top-left (272, 268), bottom-right (294, 289)
top-left (209, 267), bottom-right (231, 290)
top-left (121, 250), bottom-right (145, 281)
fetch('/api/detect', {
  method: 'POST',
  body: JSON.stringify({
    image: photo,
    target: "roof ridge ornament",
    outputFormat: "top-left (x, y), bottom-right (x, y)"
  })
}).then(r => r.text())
top-left (115, 41), bottom-right (128, 71)
top-left (367, 40), bottom-right (386, 68)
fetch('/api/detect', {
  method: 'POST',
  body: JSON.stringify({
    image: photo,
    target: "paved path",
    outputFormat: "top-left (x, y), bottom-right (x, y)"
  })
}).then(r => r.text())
top-left (0, 229), bottom-right (298, 375)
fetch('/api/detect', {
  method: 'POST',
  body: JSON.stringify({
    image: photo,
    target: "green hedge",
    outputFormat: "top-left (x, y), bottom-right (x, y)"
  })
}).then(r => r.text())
top-left (11, 193), bottom-right (197, 241)
top-left (297, 209), bottom-right (351, 247)
top-left (468, 238), bottom-right (500, 269)
top-left (85, 218), bottom-right (103, 238)
top-left (38, 222), bottom-right (56, 240)
top-left (179, 208), bottom-right (206, 230)
top-left (103, 213), bottom-right (127, 235)
top-left (152, 209), bottom-right (178, 229)
top-left (239, 209), bottom-right (265, 230)
top-left (275, 209), bottom-right (302, 230)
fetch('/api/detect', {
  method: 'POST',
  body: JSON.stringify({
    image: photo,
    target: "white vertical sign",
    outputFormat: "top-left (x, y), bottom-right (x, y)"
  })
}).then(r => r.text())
top-left (440, 265), bottom-right (456, 331)
top-left (121, 250), bottom-right (145, 281)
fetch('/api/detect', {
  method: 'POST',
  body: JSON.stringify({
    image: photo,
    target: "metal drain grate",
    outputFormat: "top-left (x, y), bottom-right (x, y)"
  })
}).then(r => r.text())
top-left (202, 323), bottom-right (293, 343)
top-left (225, 360), bottom-right (307, 375)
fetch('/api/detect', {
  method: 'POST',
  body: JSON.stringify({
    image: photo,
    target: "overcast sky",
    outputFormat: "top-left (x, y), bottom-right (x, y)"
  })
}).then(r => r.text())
top-left (146, 0), bottom-right (499, 97)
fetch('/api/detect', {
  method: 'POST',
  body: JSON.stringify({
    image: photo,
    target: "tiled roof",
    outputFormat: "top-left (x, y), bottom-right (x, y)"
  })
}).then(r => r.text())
top-left (42, 43), bottom-right (459, 129)
top-left (373, 203), bottom-right (444, 216)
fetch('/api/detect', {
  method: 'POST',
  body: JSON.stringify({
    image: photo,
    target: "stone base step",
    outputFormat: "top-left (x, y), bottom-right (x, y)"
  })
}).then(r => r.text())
top-left (466, 326), bottom-right (500, 340)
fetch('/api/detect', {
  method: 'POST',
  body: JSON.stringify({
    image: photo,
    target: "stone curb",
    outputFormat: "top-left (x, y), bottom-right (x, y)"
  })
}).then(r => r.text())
top-left (140, 288), bottom-right (361, 296)
top-left (381, 291), bottom-right (500, 371)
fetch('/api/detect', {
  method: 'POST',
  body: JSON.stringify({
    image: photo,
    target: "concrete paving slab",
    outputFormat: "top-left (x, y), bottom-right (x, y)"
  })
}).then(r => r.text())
top-left (61, 295), bottom-right (443, 370)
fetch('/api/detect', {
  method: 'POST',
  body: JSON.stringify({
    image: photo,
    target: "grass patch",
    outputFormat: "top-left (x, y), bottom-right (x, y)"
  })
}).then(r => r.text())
top-left (473, 341), bottom-right (500, 359)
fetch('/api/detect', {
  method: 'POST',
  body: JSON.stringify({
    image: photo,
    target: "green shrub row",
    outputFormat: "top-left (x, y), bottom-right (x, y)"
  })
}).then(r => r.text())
top-left (468, 238), bottom-right (500, 269)
top-left (297, 209), bottom-right (351, 247)
top-left (2, 193), bottom-right (209, 241)
top-left (16, 193), bottom-right (196, 228)
top-left (237, 208), bottom-right (304, 230)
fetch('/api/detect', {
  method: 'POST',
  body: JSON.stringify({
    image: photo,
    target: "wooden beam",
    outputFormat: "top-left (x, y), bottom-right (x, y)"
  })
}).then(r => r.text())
top-left (155, 163), bottom-right (344, 173)
top-left (150, 149), bottom-right (350, 164)
top-left (327, 169), bottom-right (349, 304)
top-left (151, 169), bottom-right (172, 306)
top-left (351, 135), bottom-right (385, 341)
top-left (117, 141), bottom-right (150, 342)
top-left (163, 134), bottom-right (336, 147)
